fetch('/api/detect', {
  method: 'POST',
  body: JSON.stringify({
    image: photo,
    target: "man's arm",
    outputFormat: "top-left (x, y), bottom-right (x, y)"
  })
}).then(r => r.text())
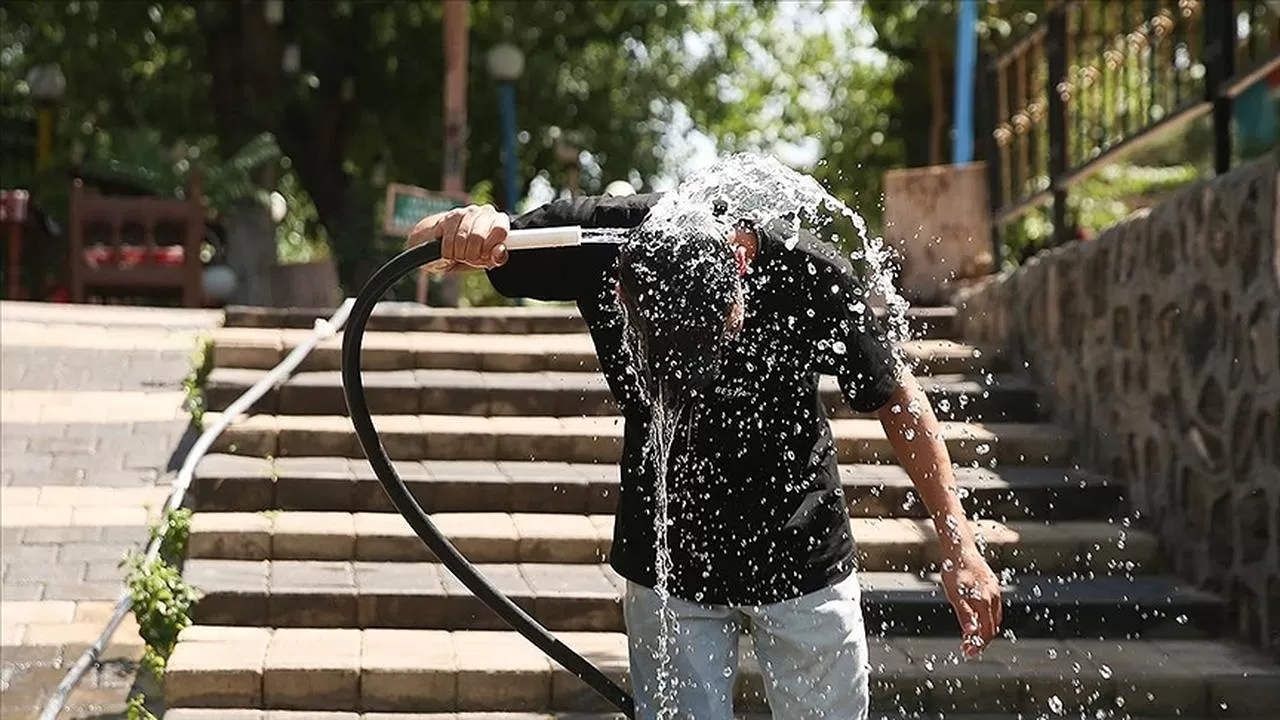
top-left (877, 374), bottom-right (1003, 656)
top-left (486, 193), bottom-right (660, 302)
top-left (803, 237), bottom-right (1002, 656)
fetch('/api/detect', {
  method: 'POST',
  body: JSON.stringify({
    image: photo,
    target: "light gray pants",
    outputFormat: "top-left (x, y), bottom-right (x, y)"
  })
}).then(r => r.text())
top-left (622, 571), bottom-right (870, 720)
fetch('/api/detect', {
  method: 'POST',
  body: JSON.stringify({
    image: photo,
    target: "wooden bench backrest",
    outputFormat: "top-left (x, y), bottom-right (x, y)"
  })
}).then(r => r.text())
top-left (68, 169), bottom-right (206, 307)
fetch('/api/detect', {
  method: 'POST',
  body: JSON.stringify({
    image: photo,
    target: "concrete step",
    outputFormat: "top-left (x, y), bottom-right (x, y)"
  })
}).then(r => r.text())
top-left (205, 369), bottom-right (1044, 422)
top-left (210, 329), bottom-right (1000, 376)
top-left (206, 413), bottom-right (1074, 466)
top-left (185, 559), bottom-right (1223, 639)
top-left (192, 456), bottom-right (1127, 522)
top-left (185, 511), bottom-right (1159, 575)
top-left (163, 627), bottom-right (1280, 715)
top-left (222, 304), bottom-right (959, 339)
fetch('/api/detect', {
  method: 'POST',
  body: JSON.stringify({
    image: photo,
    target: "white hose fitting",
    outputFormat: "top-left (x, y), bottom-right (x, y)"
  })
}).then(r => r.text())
top-left (505, 225), bottom-right (583, 251)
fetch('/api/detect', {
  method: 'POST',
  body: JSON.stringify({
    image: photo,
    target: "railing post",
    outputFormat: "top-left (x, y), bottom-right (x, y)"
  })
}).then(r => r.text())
top-left (981, 52), bottom-right (1005, 270)
top-left (1046, 2), bottom-right (1070, 247)
top-left (1204, 0), bottom-right (1236, 175)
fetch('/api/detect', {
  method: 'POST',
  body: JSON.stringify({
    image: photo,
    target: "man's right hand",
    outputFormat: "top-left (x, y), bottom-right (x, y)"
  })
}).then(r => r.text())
top-left (407, 204), bottom-right (511, 273)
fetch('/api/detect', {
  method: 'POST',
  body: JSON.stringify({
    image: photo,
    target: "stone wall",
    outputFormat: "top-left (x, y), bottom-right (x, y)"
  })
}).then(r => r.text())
top-left (954, 153), bottom-right (1280, 655)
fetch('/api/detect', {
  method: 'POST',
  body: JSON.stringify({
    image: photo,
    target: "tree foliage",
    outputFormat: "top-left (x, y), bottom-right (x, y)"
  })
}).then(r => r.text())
top-left (0, 0), bottom-right (783, 292)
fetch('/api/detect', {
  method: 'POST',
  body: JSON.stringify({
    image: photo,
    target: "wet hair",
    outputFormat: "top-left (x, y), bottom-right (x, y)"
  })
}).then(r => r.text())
top-left (617, 215), bottom-right (739, 398)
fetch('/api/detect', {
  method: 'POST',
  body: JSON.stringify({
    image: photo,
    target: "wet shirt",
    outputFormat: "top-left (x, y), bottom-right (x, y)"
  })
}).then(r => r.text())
top-left (487, 194), bottom-right (901, 606)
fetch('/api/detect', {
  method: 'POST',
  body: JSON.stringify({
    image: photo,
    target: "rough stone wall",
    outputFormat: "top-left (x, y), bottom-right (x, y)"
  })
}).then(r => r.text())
top-left (954, 153), bottom-right (1280, 655)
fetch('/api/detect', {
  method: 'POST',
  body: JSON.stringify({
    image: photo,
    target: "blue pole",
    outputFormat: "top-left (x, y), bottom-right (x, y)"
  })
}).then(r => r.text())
top-left (953, 0), bottom-right (978, 165)
top-left (498, 81), bottom-right (520, 212)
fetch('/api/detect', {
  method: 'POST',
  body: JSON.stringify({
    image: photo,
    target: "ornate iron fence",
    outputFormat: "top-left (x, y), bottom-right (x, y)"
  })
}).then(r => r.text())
top-left (981, 0), bottom-right (1279, 265)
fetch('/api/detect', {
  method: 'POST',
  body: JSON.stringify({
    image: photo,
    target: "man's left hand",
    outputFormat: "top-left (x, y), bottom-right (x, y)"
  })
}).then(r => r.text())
top-left (940, 547), bottom-right (1003, 657)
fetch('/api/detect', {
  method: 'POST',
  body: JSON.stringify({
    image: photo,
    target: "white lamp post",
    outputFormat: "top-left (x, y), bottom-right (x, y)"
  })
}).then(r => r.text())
top-left (486, 43), bottom-right (525, 212)
top-left (25, 63), bottom-right (66, 172)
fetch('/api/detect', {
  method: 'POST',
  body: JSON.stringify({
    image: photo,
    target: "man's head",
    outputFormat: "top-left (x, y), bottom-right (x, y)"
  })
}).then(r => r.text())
top-left (616, 209), bottom-right (746, 399)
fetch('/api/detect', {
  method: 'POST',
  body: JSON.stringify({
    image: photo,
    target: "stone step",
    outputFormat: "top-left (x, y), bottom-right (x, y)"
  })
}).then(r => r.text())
top-left (206, 413), bottom-right (1074, 466)
top-left (185, 511), bottom-right (1159, 575)
top-left (192, 456), bottom-right (1126, 522)
top-left (222, 303), bottom-right (959, 339)
top-left (185, 559), bottom-right (1223, 639)
top-left (163, 627), bottom-right (1280, 715)
top-left (205, 369), bottom-right (1044, 422)
top-left (210, 329), bottom-right (999, 376)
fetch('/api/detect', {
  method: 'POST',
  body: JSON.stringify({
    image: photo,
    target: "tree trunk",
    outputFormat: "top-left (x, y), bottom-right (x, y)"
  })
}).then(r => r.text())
top-left (927, 45), bottom-right (946, 166)
top-left (222, 200), bottom-right (277, 307)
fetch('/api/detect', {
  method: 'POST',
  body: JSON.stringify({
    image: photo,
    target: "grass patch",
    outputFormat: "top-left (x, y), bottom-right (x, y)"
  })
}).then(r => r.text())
top-left (121, 507), bottom-right (201, 720)
top-left (183, 336), bottom-right (214, 429)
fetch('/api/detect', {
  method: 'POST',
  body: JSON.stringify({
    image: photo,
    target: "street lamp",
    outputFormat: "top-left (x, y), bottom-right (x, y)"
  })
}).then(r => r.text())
top-left (486, 42), bottom-right (525, 213)
top-left (25, 63), bottom-right (66, 172)
top-left (605, 180), bottom-right (636, 197)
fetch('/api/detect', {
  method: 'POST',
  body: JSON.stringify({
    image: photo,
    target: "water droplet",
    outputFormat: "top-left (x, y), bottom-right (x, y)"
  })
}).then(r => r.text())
top-left (1046, 648), bottom-right (1059, 659)
top-left (831, 340), bottom-right (847, 355)
top-left (1098, 664), bottom-right (1112, 679)
top-left (976, 443), bottom-right (992, 455)
top-left (1047, 695), bottom-right (1065, 714)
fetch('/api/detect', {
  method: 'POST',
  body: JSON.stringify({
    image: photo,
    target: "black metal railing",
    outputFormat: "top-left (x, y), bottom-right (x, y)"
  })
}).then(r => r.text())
top-left (981, 0), bottom-right (1279, 265)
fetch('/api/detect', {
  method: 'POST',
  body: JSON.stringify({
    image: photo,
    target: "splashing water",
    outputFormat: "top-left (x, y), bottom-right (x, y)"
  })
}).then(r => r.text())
top-left (641, 152), bottom-right (914, 353)
top-left (644, 388), bottom-right (683, 720)
top-left (614, 152), bottom-right (915, 717)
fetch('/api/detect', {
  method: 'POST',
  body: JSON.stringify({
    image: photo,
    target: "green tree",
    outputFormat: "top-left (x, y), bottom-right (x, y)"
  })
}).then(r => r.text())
top-left (1, 0), bottom-right (785, 297)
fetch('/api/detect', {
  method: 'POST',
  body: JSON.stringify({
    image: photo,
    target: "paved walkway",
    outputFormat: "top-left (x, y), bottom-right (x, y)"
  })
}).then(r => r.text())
top-left (0, 301), bottom-right (221, 719)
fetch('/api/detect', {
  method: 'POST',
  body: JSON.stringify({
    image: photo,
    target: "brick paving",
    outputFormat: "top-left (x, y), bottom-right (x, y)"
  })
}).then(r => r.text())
top-left (0, 301), bottom-right (220, 720)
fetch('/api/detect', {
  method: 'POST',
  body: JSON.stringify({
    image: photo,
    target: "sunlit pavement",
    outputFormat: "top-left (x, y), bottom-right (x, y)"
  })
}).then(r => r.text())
top-left (0, 301), bottom-right (220, 719)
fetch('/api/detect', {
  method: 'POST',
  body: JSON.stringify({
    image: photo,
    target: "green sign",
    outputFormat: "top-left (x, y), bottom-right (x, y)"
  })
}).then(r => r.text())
top-left (383, 183), bottom-right (469, 237)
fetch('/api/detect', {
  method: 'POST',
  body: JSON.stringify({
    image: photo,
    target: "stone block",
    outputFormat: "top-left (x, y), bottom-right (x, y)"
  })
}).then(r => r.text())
top-left (353, 513), bottom-right (432, 562)
top-left (483, 372), bottom-right (557, 415)
top-left (453, 631), bottom-right (552, 710)
top-left (273, 457), bottom-right (355, 512)
top-left (523, 563), bottom-right (622, 632)
top-left (433, 512), bottom-right (518, 563)
top-left (422, 415), bottom-right (497, 460)
top-left (263, 628), bottom-right (360, 710)
top-left (186, 559), bottom-right (269, 626)
top-left (196, 474), bottom-right (274, 512)
top-left (354, 562), bottom-right (446, 628)
top-left (439, 565), bottom-right (536, 631)
top-left (209, 414), bottom-right (278, 457)
top-left (268, 561), bottom-right (357, 627)
top-left (415, 369), bottom-right (489, 415)
top-left (512, 513), bottom-right (599, 563)
top-left (550, 631), bottom-right (630, 711)
top-left (492, 417), bottom-right (571, 462)
top-left (165, 626), bottom-right (270, 708)
top-left (360, 629), bottom-right (456, 712)
top-left (271, 512), bottom-right (355, 560)
top-left (188, 513), bottom-right (272, 560)
top-left (420, 462), bottom-right (511, 513)
top-left (277, 416), bottom-right (358, 457)
top-left (558, 417), bottom-right (624, 464)
top-left (850, 518), bottom-right (926, 572)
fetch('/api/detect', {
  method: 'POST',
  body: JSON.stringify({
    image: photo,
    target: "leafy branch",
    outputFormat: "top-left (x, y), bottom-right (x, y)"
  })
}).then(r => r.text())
top-left (120, 506), bottom-right (200, 720)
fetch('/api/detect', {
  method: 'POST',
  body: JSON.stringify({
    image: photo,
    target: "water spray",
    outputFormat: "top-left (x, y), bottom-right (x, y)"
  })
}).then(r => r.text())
top-left (340, 226), bottom-right (636, 718)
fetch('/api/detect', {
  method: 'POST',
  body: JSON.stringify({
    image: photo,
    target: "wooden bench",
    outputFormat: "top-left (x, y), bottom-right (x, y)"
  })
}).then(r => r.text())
top-left (68, 170), bottom-right (206, 307)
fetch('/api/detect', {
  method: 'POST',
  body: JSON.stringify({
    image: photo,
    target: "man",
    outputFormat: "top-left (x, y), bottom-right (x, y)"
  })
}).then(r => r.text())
top-left (410, 193), bottom-right (1002, 719)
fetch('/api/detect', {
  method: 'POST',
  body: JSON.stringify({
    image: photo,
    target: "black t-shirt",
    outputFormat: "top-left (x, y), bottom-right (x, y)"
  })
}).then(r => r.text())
top-left (487, 193), bottom-right (902, 606)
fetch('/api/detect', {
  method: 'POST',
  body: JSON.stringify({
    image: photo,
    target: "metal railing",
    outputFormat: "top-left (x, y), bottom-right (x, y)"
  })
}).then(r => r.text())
top-left (981, 0), bottom-right (1279, 265)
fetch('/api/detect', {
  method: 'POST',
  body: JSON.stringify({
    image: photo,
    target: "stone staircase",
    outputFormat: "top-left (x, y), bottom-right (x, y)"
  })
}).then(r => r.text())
top-left (161, 305), bottom-right (1280, 720)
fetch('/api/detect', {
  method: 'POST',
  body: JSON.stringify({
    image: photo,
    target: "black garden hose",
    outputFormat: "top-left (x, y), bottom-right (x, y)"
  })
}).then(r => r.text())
top-left (340, 238), bottom-right (636, 718)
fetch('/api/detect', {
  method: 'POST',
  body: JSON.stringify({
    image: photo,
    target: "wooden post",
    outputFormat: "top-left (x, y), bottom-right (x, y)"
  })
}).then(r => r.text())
top-left (420, 0), bottom-right (469, 305)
